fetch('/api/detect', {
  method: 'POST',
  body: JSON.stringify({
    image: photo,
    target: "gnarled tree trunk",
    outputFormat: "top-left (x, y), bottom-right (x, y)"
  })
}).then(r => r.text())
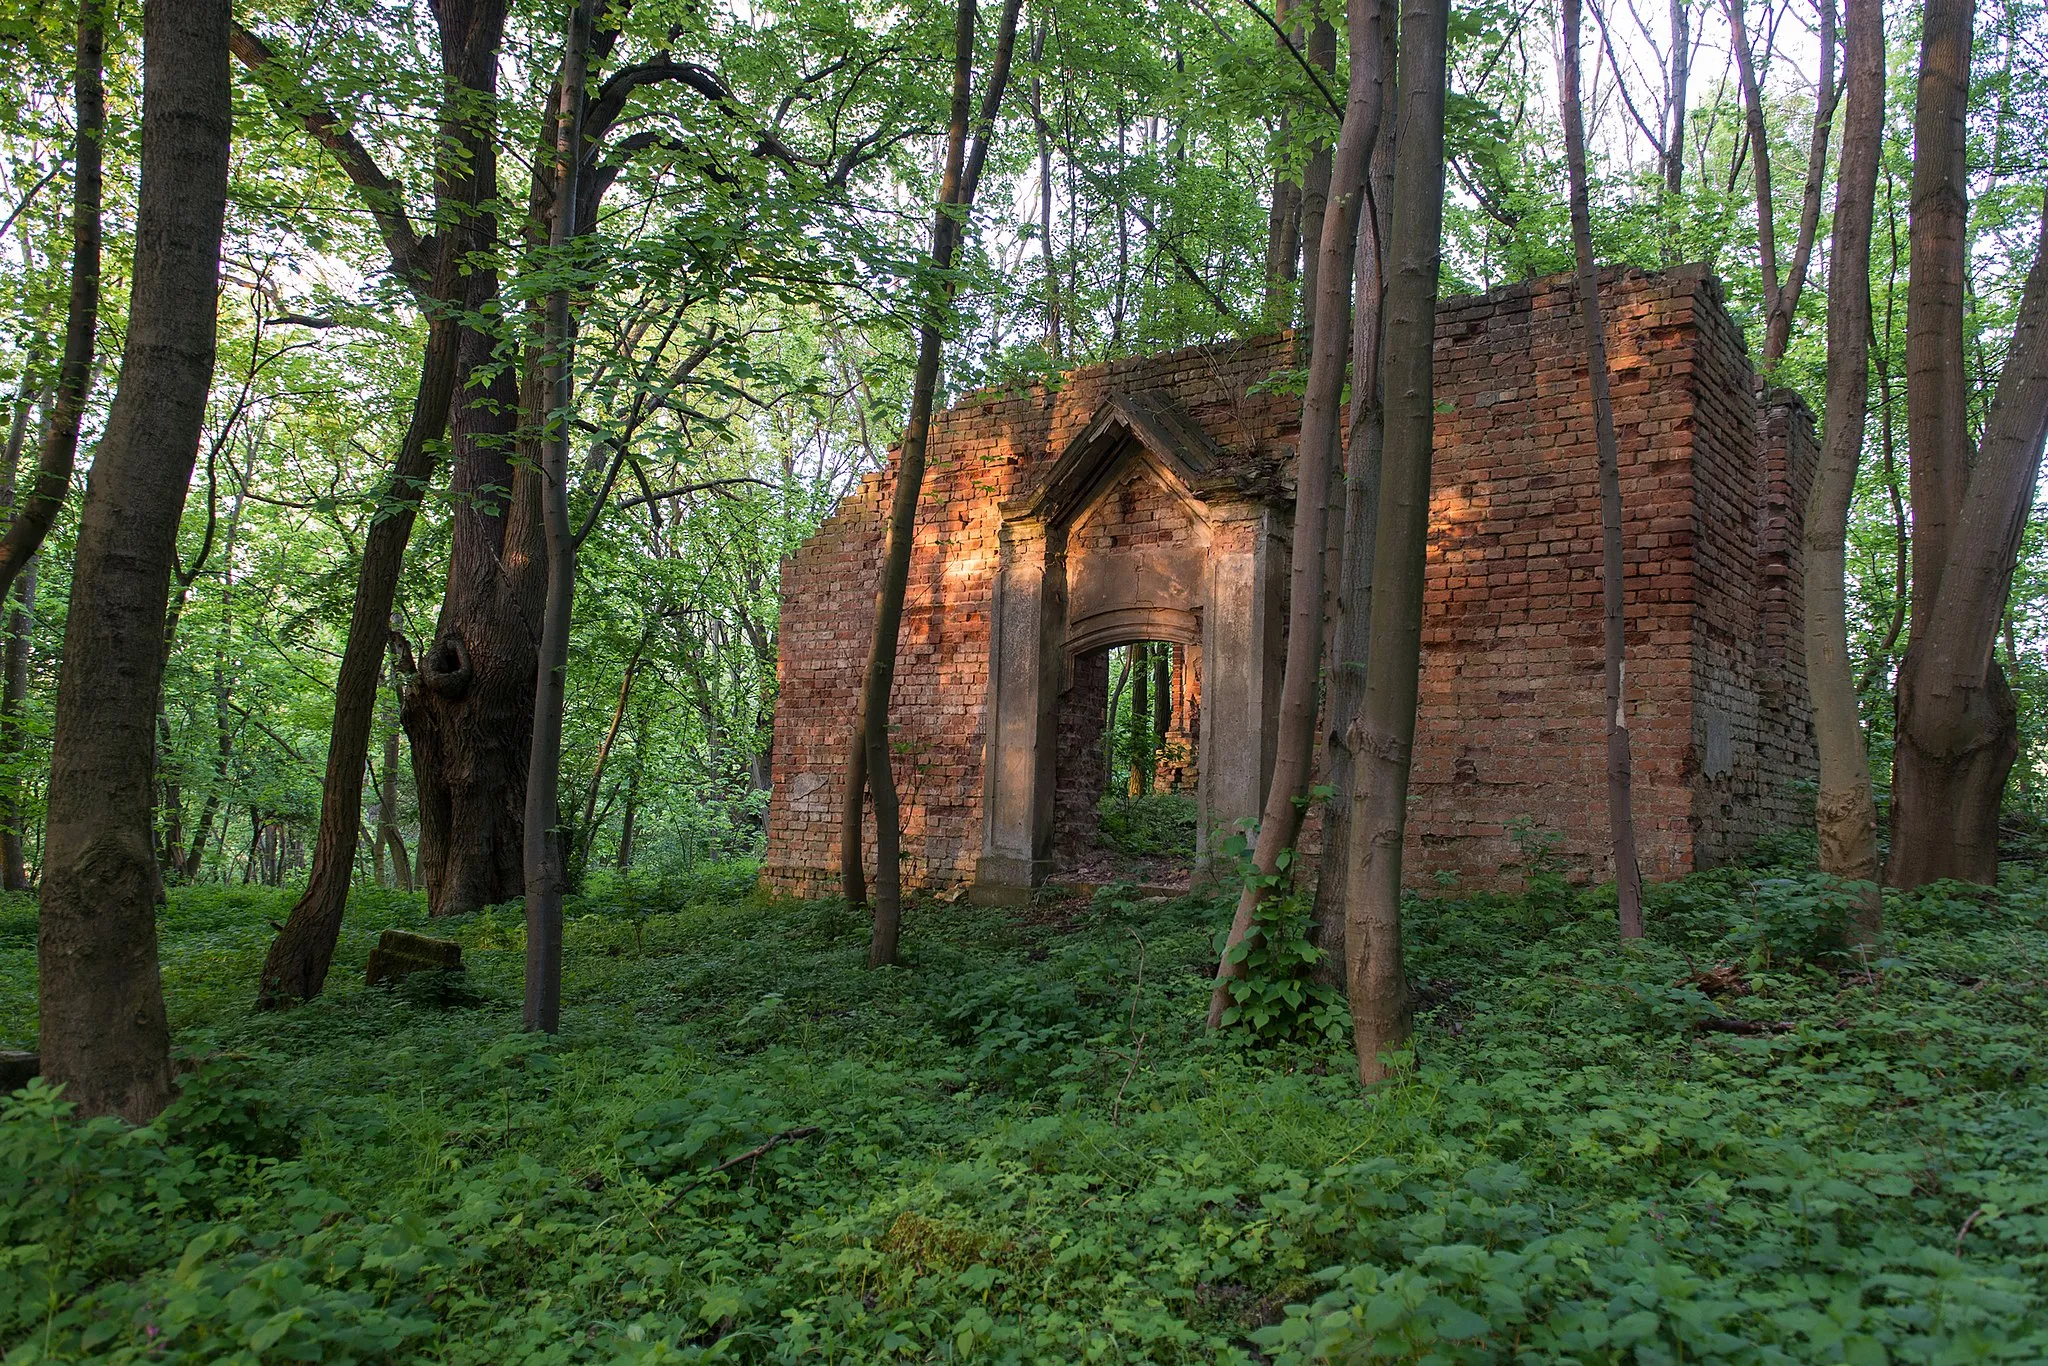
top-left (1888, 0), bottom-right (2048, 888)
top-left (39, 0), bottom-right (231, 1122)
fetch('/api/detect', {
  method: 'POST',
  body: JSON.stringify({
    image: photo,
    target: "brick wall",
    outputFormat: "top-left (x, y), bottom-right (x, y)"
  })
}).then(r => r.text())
top-left (763, 266), bottom-right (1816, 897)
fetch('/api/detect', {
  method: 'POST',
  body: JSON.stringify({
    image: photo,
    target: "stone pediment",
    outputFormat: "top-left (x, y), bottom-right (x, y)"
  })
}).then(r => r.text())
top-left (1000, 392), bottom-right (1225, 524)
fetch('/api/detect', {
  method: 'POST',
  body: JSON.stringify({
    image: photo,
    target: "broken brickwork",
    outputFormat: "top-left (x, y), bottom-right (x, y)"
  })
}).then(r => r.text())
top-left (763, 265), bottom-right (1817, 899)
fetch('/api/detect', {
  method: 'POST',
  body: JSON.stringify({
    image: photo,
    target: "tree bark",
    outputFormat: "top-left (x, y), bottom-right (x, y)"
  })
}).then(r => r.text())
top-left (523, 0), bottom-right (593, 1035)
top-left (38, 0), bottom-right (231, 1123)
top-left (1762, 0), bottom-right (1838, 369)
top-left (1890, 190), bottom-right (2048, 887)
top-left (1561, 0), bottom-right (1644, 936)
top-left (0, 375), bottom-right (39, 892)
top-left (1031, 18), bottom-right (1061, 360)
top-left (0, 0), bottom-right (101, 610)
top-left (1663, 0), bottom-right (1689, 211)
top-left (1, 557), bottom-right (34, 891)
top-left (1803, 0), bottom-right (1883, 937)
top-left (379, 685), bottom-right (412, 892)
top-left (575, 623), bottom-right (648, 879)
top-left (848, 0), bottom-right (1024, 967)
top-left (401, 0), bottom-right (543, 919)
top-left (1344, 0), bottom-right (1448, 1085)
top-left (1724, 0), bottom-right (1781, 343)
top-left (1311, 0), bottom-right (1396, 985)
top-left (1209, 0), bottom-right (1385, 1029)
top-left (1901, 0), bottom-right (1974, 649)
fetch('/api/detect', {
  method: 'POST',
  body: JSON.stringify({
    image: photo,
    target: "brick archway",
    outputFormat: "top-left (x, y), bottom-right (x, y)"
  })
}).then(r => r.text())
top-left (972, 396), bottom-right (1286, 905)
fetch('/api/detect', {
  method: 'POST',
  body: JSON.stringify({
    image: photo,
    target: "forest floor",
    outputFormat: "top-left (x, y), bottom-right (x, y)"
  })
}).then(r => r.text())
top-left (4, 851), bottom-right (2048, 1363)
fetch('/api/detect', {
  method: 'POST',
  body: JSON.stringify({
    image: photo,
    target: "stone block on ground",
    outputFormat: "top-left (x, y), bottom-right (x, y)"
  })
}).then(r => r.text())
top-left (366, 929), bottom-right (464, 987)
top-left (0, 1049), bottom-right (38, 1090)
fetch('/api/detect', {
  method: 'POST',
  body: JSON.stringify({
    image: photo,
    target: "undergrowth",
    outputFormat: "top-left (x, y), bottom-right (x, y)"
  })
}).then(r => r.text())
top-left (3, 854), bottom-right (2048, 1362)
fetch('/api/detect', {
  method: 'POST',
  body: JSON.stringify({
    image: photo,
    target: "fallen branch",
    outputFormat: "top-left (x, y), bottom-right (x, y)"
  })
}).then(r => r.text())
top-left (1696, 1016), bottom-right (1794, 1035)
top-left (659, 1125), bottom-right (822, 1211)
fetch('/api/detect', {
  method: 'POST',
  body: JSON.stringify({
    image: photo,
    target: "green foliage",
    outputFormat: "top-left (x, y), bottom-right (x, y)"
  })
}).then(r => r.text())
top-left (7, 860), bottom-right (2048, 1359)
top-left (1216, 889), bottom-right (1349, 1048)
top-left (1096, 791), bottom-right (1197, 859)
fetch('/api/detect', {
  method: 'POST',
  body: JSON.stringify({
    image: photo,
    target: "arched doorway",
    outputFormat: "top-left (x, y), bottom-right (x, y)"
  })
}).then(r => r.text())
top-left (972, 393), bottom-right (1288, 905)
top-left (1051, 639), bottom-right (1201, 886)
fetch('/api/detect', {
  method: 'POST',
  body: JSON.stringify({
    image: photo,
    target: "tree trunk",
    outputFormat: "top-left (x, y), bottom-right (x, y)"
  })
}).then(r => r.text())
top-left (1031, 19), bottom-right (1061, 360)
top-left (0, 0), bottom-right (101, 609)
top-left (1663, 0), bottom-right (1689, 214)
top-left (615, 722), bottom-right (642, 870)
top-left (1208, 0), bottom-right (1385, 1030)
top-left (1561, 0), bottom-right (1644, 936)
top-left (380, 698), bottom-right (412, 891)
top-left (1293, 15), bottom-right (1338, 352)
top-left (38, 0), bottom-right (230, 1123)
top-left (1344, 0), bottom-right (1449, 1085)
top-left (847, 0), bottom-right (1024, 967)
top-left (1761, 0), bottom-right (1838, 370)
top-left (523, 0), bottom-right (593, 1035)
top-left (401, 0), bottom-right (542, 920)
top-left (1311, 0), bottom-right (1396, 985)
top-left (1129, 643), bottom-right (1150, 796)
top-left (1803, 0), bottom-right (1883, 936)
top-left (1, 557), bottom-right (35, 891)
top-left (1724, 0), bottom-right (1781, 341)
top-left (575, 626), bottom-right (645, 880)
top-left (1891, 189), bottom-right (2048, 887)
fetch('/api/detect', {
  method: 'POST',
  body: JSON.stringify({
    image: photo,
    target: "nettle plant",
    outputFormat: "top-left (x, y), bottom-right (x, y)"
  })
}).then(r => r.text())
top-left (1214, 831), bottom-right (1349, 1046)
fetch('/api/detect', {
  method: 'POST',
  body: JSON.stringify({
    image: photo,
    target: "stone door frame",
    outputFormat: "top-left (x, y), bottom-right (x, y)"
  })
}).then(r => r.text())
top-left (972, 394), bottom-right (1286, 905)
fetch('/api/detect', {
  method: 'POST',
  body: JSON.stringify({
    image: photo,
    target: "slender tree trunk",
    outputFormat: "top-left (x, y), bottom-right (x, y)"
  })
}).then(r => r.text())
top-left (1803, 0), bottom-right (1884, 937)
top-left (1891, 188), bottom-right (2048, 887)
top-left (1294, 16), bottom-right (1338, 351)
top-left (1724, 0), bottom-right (1782, 342)
top-left (38, 0), bottom-right (230, 1122)
top-left (1663, 0), bottom-right (1689, 230)
top-left (1762, 0), bottom-right (1838, 369)
top-left (1031, 18), bottom-right (1061, 360)
top-left (1311, 0), bottom-right (1395, 984)
top-left (1, 557), bottom-right (34, 891)
top-left (1209, 0), bottom-right (1385, 1029)
top-left (0, 377), bottom-right (39, 892)
top-left (847, 0), bottom-right (1024, 967)
top-left (838, 700), bottom-right (867, 904)
top-left (0, 0), bottom-right (101, 609)
top-left (523, 0), bottom-right (593, 1034)
top-left (1562, 0), bottom-right (1645, 935)
top-left (255, 307), bottom-right (462, 1000)
top-left (578, 624), bottom-right (648, 876)
top-left (1129, 643), bottom-right (1150, 796)
top-left (615, 716), bottom-right (642, 870)
top-left (1263, 0), bottom-right (1303, 324)
top-left (1344, 0), bottom-right (1448, 1085)
top-left (380, 692), bottom-right (412, 891)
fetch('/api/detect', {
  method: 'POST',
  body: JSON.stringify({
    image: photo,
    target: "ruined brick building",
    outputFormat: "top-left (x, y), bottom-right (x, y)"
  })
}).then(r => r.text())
top-left (762, 266), bottom-right (1818, 901)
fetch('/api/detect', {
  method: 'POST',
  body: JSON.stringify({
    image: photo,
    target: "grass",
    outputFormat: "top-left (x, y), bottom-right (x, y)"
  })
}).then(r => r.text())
top-left (3, 853), bottom-right (2048, 1362)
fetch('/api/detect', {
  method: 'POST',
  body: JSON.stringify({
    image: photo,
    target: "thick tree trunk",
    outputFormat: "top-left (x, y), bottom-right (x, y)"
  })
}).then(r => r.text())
top-left (38, 0), bottom-right (230, 1122)
top-left (402, 0), bottom-right (541, 919)
top-left (1803, 0), bottom-right (1883, 937)
top-left (1891, 192), bottom-right (2048, 887)
top-left (1901, 0), bottom-right (1974, 643)
top-left (523, 0), bottom-right (593, 1035)
top-left (1311, 0), bottom-right (1396, 984)
top-left (848, 0), bottom-right (1023, 967)
top-left (1561, 0), bottom-right (1644, 936)
top-left (1344, 0), bottom-right (1448, 1085)
top-left (0, 0), bottom-right (100, 609)
top-left (1209, 0), bottom-right (1385, 1029)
